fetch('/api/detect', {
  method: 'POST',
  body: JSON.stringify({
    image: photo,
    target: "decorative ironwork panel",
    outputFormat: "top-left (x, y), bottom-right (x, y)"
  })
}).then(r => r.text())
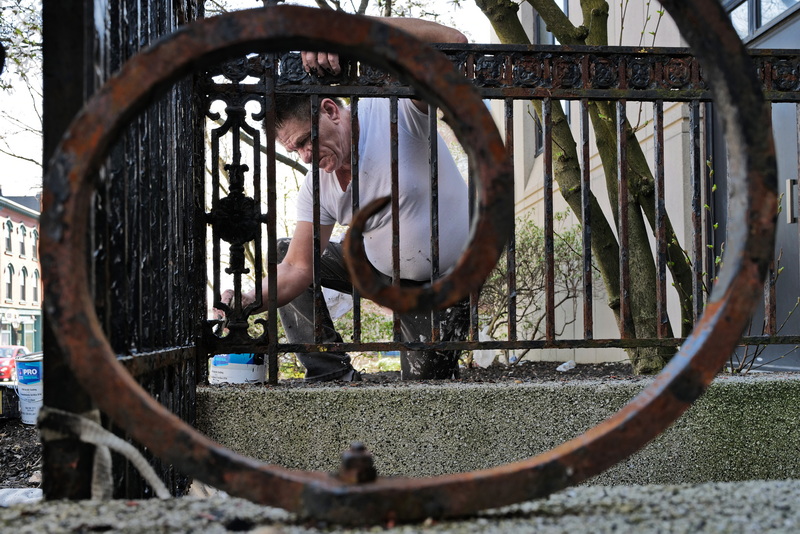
top-left (201, 46), bottom-right (799, 102)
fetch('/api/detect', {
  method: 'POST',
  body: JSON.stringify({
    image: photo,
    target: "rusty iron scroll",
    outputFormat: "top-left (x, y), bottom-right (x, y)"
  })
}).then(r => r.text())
top-left (41, 3), bottom-right (776, 526)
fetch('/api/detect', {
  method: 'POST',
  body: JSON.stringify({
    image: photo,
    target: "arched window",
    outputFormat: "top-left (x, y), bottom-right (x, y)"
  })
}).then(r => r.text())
top-left (32, 271), bottom-right (39, 303)
top-left (5, 264), bottom-right (13, 301)
top-left (19, 267), bottom-right (27, 302)
top-left (19, 227), bottom-right (26, 257)
top-left (4, 221), bottom-right (12, 253)
top-left (32, 230), bottom-right (38, 260)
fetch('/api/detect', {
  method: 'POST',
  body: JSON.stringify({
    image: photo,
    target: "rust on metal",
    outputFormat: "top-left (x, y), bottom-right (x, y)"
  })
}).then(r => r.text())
top-left (616, 99), bottom-right (633, 338)
top-left (579, 98), bottom-right (594, 339)
top-left (42, 2), bottom-right (776, 526)
top-left (654, 100), bottom-right (669, 338)
top-left (337, 442), bottom-right (378, 485)
top-left (543, 97), bottom-right (555, 341)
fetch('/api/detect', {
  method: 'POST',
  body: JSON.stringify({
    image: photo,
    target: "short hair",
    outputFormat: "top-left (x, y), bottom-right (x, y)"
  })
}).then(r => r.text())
top-left (274, 94), bottom-right (345, 130)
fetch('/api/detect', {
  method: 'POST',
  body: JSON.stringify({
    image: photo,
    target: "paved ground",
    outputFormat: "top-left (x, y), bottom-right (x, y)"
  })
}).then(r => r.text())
top-left (0, 479), bottom-right (798, 532)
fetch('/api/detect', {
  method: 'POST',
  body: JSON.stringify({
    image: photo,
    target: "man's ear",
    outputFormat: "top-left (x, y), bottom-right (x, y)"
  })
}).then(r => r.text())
top-left (320, 98), bottom-right (340, 123)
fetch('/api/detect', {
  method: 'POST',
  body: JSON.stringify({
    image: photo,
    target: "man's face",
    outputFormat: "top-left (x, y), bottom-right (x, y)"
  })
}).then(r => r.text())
top-left (277, 100), bottom-right (348, 174)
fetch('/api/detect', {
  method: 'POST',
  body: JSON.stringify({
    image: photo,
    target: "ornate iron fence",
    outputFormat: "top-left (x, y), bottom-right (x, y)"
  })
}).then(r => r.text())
top-left (202, 44), bottom-right (800, 381)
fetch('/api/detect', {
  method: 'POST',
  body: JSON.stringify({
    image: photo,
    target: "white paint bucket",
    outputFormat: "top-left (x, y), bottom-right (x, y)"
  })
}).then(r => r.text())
top-left (15, 353), bottom-right (42, 425)
top-left (209, 353), bottom-right (265, 384)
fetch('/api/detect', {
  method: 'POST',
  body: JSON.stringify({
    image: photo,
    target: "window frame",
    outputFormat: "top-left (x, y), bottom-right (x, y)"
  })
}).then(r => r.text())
top-left (5, 264), bottom-right (13, 302)
top-left (4, 222), bottom-right (12, 254)
top-left (19, 226), bottom-right (26, 257)
top-left (723, 0), bottom-right (800, 40)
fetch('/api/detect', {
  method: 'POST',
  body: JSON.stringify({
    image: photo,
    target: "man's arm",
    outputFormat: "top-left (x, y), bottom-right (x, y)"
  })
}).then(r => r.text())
top-left (223, 222), bottom-right (334, 313)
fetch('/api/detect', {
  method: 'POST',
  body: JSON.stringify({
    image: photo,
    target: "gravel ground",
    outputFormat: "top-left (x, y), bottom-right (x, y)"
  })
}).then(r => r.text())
top-left (0, 417), bottom-right (40, 489)
top-left (0, 480), bottom-right (799, 533)
top-left (279, 359), bottom-right (641, 387)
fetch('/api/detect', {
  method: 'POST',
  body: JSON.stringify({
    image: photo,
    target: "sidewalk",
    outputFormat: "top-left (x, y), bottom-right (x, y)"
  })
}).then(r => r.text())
top-left (0, 479), bottom-right (797, 532)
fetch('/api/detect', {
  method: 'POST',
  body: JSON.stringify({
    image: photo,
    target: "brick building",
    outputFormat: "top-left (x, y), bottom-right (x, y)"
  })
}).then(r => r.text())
top-left (0, 194), bottom-right (41, 351)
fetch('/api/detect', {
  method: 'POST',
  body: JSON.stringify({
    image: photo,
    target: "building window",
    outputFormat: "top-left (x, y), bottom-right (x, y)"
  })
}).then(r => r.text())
top-left (724, 0), bottom-right (800, 39)
top-left (32, 231), bottom-right (38, 260)
top-left (4, 222), bottom-right (12, 254)
top-left (19, 227), bottom-right (26, 257)
top-left (5, 265), bottom-right (13, 301)
top-left (32, 271), bottom-right (39, 303)
top-left (19, 267), bottom-right (27, 302)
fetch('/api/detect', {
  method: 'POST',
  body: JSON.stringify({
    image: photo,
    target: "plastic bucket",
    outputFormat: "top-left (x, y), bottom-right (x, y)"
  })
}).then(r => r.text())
top-left (15, 353), bottom-right (42, 425)
top-left (209, 353), bottom-right (265, 384)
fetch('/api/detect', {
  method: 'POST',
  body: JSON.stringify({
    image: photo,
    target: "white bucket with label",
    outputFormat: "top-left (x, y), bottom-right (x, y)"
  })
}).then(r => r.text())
top-left (209, 353), bottom-right (265, 384)
top-left (15, 353), bottom-right (43, 425)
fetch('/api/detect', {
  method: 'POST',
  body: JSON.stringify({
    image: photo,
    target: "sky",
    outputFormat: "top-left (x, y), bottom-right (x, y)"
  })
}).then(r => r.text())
top-left (0, 0), bottom-right (490, 198)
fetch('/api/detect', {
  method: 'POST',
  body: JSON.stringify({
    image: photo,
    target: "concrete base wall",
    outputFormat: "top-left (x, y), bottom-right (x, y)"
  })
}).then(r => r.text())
top-left (196, 374), bottom-right (800, 485)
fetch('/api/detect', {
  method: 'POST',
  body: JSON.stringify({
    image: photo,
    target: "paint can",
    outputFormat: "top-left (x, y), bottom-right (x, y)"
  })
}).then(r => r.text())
top-left (15, 353), bottom-right (42, 425)
top-left (208, 353), bottom-right (265, 384)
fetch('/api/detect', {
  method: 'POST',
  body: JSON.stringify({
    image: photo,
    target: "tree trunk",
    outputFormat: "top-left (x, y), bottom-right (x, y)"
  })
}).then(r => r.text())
top-left (474, 0), bottom-right (694, 373)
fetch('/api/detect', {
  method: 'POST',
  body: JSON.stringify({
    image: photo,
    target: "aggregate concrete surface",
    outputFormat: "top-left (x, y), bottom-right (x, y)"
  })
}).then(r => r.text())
top-left (198, 374), bottom-right (800, 483)
top-left (0, 479), bottom-right (798, 532)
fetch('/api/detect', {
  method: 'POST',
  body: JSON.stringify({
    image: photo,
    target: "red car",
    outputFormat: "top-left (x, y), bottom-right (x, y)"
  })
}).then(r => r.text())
top-left (0, 345), bottom-right (29, 382)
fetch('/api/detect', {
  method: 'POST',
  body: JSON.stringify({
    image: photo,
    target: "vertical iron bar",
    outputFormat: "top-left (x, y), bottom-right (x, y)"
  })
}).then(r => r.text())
top-left (617, 100), bottom-right (633, 338)
top-left (543, 98), bottom-right (555, 342)
top-left (467, 50), bottom-right (479, 344)
top-left (764, 259), bottom-right (777, 336)
top-left (230, 105), bottom-right (244, 325)
top-left (211, 124), bottom-right (222, 322)
top-left (703, 103), bottom-right (716, 303)
top-left (264, 55), bottom-right (279, 383)
top-left (468, 160), bottom-right (479, 342)
top-left (580, 98), bottom-right (593, 339)
top-left (504, 98), bottom-right (517, 344)
top-left (42, 0), bottom-right (96, 499)
top-left (690, 100), bottom-right (703, 322)
top-left (311, 94), bottom-right (324, 343)
top-left (797, 104), bottom-right (800, 300)
top-left (429, 104), bottom-right (441, 342)
top-left (391, 96), bottom-right (401, 342)
top-left (350, 97), bottom-right (362, 343)
top-left (165, 82), bottom-right (176, 349)
top-left (654, 100), bottom-right (668, 338)
top-left (763, 111), bottom-right (777, 335)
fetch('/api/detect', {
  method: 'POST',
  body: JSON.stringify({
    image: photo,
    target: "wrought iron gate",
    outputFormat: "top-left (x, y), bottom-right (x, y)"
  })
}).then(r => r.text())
top-left (41, 0), bottom-right (205, 499)
top-left (41, 2), bottom-right (780, 524)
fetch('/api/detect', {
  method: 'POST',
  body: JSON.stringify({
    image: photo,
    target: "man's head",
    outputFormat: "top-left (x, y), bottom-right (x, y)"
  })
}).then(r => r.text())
top-left (274, 94), bottom-right (345, 132)
top-left (275, 95), bottom-right (350, 173)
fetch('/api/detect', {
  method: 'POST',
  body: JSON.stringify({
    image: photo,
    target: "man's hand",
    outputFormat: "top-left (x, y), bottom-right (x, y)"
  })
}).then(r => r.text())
top-left (214, 289), bottom-right (255, 321)
top-left (302, 51), bottom-right (341, 75)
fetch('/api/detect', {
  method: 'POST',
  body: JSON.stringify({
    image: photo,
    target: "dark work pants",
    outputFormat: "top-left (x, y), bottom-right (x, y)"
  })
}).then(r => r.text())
top-left (276, 238), bottom-right (469, 381)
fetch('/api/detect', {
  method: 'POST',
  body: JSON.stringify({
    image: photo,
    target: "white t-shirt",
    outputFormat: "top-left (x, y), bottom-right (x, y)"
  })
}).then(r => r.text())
top-left (296, 98), bottom-right (469, 281)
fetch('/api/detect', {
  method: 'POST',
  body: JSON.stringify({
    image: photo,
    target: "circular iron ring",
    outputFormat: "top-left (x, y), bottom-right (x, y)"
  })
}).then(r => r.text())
top-left (41, 3), bottom-right (776, 526)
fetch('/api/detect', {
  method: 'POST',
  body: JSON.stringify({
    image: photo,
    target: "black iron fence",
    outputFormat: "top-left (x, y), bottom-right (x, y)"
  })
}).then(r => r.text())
top-left (202, 44), bottom-right (800, 380)
top-left (42, 0), bottom-right (204, 499)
